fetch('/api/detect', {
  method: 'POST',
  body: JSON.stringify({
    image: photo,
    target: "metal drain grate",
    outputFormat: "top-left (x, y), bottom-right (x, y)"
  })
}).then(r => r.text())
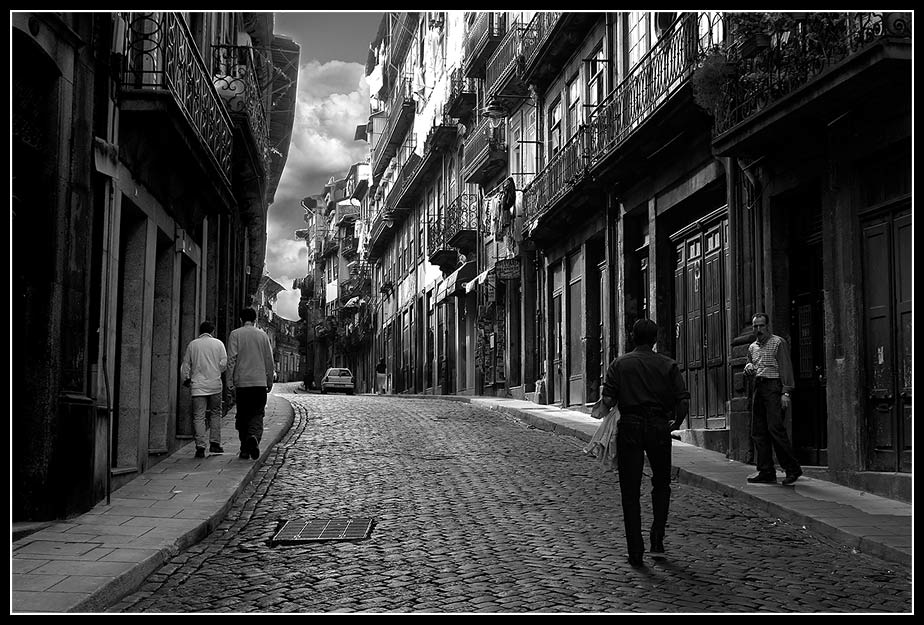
top-left (271, 518), bottom-right (374, 544)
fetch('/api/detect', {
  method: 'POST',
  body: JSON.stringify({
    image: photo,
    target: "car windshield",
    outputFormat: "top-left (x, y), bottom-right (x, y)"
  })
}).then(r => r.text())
top-left (327, 369), bottom-right (351, 376)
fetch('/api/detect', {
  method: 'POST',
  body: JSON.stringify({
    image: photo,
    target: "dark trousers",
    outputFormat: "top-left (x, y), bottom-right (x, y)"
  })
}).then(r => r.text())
top-left (751, 377), bottom-right (800, 475)
top-left (235, 387), bottom-right (267, 446)
top-left (616, 415), bottom-right (673, 556)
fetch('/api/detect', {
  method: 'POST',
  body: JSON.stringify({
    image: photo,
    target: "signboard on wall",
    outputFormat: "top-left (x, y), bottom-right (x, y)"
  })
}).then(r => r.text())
top-left (495, 258), bottom-right (520, 280)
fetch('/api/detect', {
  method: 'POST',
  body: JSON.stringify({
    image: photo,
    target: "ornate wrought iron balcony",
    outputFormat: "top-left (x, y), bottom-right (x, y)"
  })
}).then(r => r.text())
top-left (462, 117), bottom-right (507, 184)
top-left (212, 44), bottom-right (270, 179)
top-left (464, 12), bottom-right (506, 78)
top-left (372, 75), bottom-right (415, 177)
top-left (714, 12), bottom-right (912, 135)
top-left (523, 128), bottom-right (587, 224)
top-left (445, 193), bottom-right (479, 253)
top-left (485, 18), bottom-right (528, 100)
top-left (119, 12), bottom-right (233, 187)
top-left (520, 11), bottom-right (563, 72)
top-left (445, 67), bottom-right (477, 119)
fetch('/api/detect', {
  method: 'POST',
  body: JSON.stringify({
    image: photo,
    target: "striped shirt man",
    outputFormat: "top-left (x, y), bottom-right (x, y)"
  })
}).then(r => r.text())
top-left (747, 333), bottom-right (795, 394)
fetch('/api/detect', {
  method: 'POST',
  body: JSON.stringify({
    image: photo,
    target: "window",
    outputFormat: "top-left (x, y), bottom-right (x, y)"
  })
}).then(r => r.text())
top-left (627, 12), bottom-right (650, 70)
top-left (586, 43), bottom-right (607, 109)
top-left (548, 96), bottom-right (562, 157)
top-left (566, 75), bottom-right (581, 139)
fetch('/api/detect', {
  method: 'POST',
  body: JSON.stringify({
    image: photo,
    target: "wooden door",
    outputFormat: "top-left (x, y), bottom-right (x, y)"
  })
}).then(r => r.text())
top-left (862, 206), bottom-right (912, 472)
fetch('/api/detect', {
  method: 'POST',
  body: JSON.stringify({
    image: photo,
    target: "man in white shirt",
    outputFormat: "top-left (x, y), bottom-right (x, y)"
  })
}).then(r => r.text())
top-left (227, 307), bottom-right (275, 460)
top-left (181, 320), bottom-right (228, 458)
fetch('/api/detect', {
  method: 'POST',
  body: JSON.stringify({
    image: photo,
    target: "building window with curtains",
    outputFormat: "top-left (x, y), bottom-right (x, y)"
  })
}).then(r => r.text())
top-left (627, 11), bottom-right (650, 70)
top-left (549, 96), bottom-right (562, 157)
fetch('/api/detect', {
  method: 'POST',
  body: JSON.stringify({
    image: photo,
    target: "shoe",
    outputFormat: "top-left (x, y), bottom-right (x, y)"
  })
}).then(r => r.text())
top-left (239, 448), bottom-right (250, 459)
top-left (649, 529), bottom-right (665, 554)
top-left (781, 469), bottom-right (803, 486)
top-left (628, 553), bottom-right (645, 567)
top-left (195, 447), bottom-right (205, 459)
top-left (747, 472), bottom-right (777, 484)
top-left (247, 435), bottom-right (260, 460)
top-left (209, 443), bottom-right (224, 454)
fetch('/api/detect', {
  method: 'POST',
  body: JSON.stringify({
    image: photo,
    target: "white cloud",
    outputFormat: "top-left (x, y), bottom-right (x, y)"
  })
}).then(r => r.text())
top-left (265, 58), bottom-right (371, 321)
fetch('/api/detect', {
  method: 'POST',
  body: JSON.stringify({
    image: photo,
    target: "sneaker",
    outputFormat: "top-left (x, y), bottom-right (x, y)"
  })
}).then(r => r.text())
top-left (209, 443), bottom-right (225, 454)
top-left (746, 472), bottom-right (777, 484)
top-left (247, 435), bottom-right (260, 460)
top-left (195, 447), bottom-right (205, 459)
top-left (781, 469), bottom-right (803, 486)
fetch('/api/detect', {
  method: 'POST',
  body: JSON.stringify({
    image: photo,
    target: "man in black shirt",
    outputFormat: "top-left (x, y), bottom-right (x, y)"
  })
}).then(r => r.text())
top-left (592, 318), bottom-right (690, 567)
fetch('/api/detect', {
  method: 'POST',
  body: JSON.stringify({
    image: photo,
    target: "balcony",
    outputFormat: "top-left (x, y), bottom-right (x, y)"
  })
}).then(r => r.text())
top-left (585, 11), bottom-right (707, 172)
top-left (372, 75), bottom-right (416, 177)
top-left (427, 211), bottom-right (459, 273)
top-left (117, 12), bottom-right (233, 202)
top-left (212, 44), bottom-right (270, 180)
top-left (464, 12), bottom-right (506, 78)
top-left (445, 193), bottom-right (479, 253)
top-left (462, 117), bottom-right (507, 184)
top-left (485, 18), bottom-right (530, 104)
top-left (445, 67), bottom-right (477, 119)
top-left (340, 235), bottom-right (359, 259)
top-left (519, 12), bottom-right (598, 92)
top-left (334, 201), bottom-right (360, 227)
top-left (391, 118), bottom-right (456, 211)
top-left (383, 136), bottom-right (420, 216)
top-left (523, 128), bottom-right (588, 226)
top-left (713, 12), bottom-right (912, 141)
top-left (321, 235), bottom-right (339, 257)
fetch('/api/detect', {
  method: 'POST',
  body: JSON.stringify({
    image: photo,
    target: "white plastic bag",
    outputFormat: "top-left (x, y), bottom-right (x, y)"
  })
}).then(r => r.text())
top-left (583, 405), bottom-right (620, 471)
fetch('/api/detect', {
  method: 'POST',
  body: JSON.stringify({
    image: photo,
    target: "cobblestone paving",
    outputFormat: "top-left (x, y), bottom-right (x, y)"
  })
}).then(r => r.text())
top-left (110, 393), bottom-right (912, 613)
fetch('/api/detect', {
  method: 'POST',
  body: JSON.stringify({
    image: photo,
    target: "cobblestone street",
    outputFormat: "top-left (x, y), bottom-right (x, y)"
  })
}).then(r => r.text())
top-left (110, 392), bottom-right (912, 613)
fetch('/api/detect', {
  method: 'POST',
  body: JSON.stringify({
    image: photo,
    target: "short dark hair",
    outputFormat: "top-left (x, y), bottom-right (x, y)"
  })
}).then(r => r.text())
top-left (632, 318), bottom-right (659, 346)
top-left (199, 320), bottom-right (214, 334)
top-left (752, 312), bottom-right (770, 326)
top-left (240, 307), bottom-right (257, 323)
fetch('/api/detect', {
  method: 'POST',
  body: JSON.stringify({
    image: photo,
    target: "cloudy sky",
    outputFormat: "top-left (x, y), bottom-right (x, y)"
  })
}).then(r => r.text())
top-left (266, 11), bottom-right (383, 320)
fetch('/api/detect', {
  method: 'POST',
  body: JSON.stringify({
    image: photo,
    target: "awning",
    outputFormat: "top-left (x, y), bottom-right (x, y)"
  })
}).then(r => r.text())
top-left (435, 260), bottom-right (476, 304)
top-left (465, 268), bottom-right (490, 293)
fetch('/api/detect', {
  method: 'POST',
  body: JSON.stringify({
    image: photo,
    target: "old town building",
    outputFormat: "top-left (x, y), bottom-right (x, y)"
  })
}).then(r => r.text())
top-left (296, 11), bottom-right (910, 502)
top-left (12, 12), bottom-right (299, 521)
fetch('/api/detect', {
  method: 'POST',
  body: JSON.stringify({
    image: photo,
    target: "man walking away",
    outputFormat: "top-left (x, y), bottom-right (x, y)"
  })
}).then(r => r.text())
top-left (227, 307), bottom-right (275, 460)
top-left (180, 320), bottom-right (227, 458)
top-left (592, 318), bottom-right (689, 567)
top-left (376, 358), bottom-right (387, 395)
top-left (744, 312), bottom-right (803, 486)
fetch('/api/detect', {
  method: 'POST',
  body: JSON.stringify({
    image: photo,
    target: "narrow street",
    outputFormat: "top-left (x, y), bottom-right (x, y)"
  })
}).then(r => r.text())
top-left (110, 390), bottom-right (911, 613)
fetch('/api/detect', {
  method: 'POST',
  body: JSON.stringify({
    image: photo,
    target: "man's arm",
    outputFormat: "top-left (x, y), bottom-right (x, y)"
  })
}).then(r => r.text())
top-left (226, 332), bottom-right (238, 390)
top-left (180, 344), bottom-right (192, 381)
top-left (671, 363), bottom-right (691, 430)
top-left (592, 359), bottom-right (619, 419)
top-left (777, 337), bottom-right (796, 394)
top-left (218, 342), bottom-right (228, 373)
top-left (263, 334), bottom-right (275, 391)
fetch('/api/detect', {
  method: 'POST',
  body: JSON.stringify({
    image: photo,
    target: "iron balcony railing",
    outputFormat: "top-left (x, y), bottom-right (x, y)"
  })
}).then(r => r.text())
top-left (716, 12), bottom-right (912, 135)
top-left (383, 135), bottom-right (418, 214)
top-left (445, 193), bottom-right (480, 244)
top-left (211, 44), bottom-right (270, 178)
top-left (120, 12), bottom-right (233, 186)
top-left (445, 66), bottom-right (477, 118)
top-left (523, 129), bottom-right (586, 223)
top-left (427, 209), bottom-right (449, 259)
top-left (465, 12), bottom-right (506, 75)
top-left (372, 74), bottom-right (415, 174)
top-left (585, 12), bottom-right (709, 170)
top-left (485, 18), bottom-right (526, 97)
top-left (462, 117), bottom-right (506, 175)
top-left (520, 11), bottom-right (563, 71)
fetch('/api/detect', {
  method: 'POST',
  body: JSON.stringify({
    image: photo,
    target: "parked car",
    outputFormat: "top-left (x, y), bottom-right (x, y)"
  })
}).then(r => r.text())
top-left (320, 367), bottom-right (355, 394)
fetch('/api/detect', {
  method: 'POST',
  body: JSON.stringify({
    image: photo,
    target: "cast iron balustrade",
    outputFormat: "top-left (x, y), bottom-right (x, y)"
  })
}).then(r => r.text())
top-left (427, 209), bottom-right (455, 269)
top-left (372, 75), bottom-right (415, 176)
top-left (120, 12), bottom-right (233, 187)
top-left (464, 12), bottom-right (506, 78)
top-left (523, 128), bottom-right (588, 224)
top-left (715, 12), bottom-right (912, 135)
top-left (585, 11), bottom-right (706, 171)
top-left (334, 202), bottom-right (360, 227)
top-left (445, 67), bottom-right (477, 118)
top-left (445, 193), bottom-right (480, 252)
top-left (462, 117), bottom-right (507, 184)
top-left (383, 135), bottom-right (418, 215)
top-left (212, 44), bottom-right (270, 178)
top-left (520, 11), bottom-right (563, 71)
top-left (485, 18), bottom-right (527, 98)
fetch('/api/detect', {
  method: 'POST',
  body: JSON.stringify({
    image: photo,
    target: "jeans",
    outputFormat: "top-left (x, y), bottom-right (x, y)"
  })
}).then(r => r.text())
top-left (616, 413), bottom-right (673, 556)
top-left (235, 387), bottom-right (267, 447)
top-left (192, 393), bottom-right (222, 449)
top-left (751, 377), bottom-right (800, 475)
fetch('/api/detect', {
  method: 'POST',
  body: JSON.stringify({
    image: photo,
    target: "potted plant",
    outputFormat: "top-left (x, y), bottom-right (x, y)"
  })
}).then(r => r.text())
top-left (690, 50), bottom-right (734, 117)
top-left (728, 12), bottom-right (771, 59)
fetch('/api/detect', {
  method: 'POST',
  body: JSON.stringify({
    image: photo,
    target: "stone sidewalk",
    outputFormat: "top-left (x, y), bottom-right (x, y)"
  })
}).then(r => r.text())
top-left (11, 386), bottom-right (912, 613)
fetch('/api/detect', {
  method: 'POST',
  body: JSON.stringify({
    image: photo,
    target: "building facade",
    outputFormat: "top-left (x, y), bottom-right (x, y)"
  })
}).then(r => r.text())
top-left (290, 11), bottom-right (911, 502)
top-left (12, 12), bottom-right (299, 521)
